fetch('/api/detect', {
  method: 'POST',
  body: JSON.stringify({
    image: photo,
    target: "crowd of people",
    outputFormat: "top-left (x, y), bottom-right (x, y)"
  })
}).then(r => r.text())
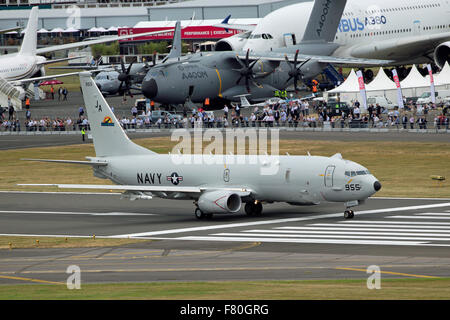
top-left (1, 97), bottom-right (449, 132)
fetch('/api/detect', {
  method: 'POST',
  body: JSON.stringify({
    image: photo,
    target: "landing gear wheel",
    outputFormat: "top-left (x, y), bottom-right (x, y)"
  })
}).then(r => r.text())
top-left (254, 202), bottom-right (263, 216)
top-left (245, 203), bottom-right (255, 216)
top-left (195, 208), bottom-right (205, 220)
top-left (344, 210), bottom-right (354, 219)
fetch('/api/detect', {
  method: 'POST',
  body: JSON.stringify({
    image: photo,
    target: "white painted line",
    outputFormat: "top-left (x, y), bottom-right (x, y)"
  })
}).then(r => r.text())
top-left (373, 197), bottom-right (450, 201)
top-left (274, 226), bottom-right (450, 233)
top-left (312, 223), bottom-right (450, 230)
top-left (0, 210), bottom-right (154, 216)
top-left (176, 236), bottom-right (426, 246)
top-left (213, 232), bottom-right (450, 241)
top-left (243, 229), bottom-right (450, 237)
top-left (388, 216), bottom-right (450, 220)
top-left (340, 220), bottom-right (450, 226)
top-left (112, 202), bottom-right (450, 238)
top-left (416, 213), bottom-right (450, 216)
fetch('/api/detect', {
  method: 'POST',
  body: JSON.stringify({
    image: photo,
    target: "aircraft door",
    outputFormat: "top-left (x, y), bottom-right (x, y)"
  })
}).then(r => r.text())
top-left (283, 33), bottom-right (296, 47)
top-left (413, 20), bottom-right (421, 36)
top-left (324, 165), bottom-right (335, 188)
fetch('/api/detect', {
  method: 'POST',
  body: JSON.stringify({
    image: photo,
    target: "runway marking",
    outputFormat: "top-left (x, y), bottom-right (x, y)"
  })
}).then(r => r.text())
top-left (112, 202), bottom-right (450, 238)
top-left (275, 226), bottom-right (450, 233)
top-left (0, 275), bottom-right (64, 285)
top-left (389, 216), bottom-right (450, 220)
top-left (0, 210), bottom-right (154, 216)
top-left (174, 236), bottom-right (426, 246)
top-left (313, 223), bottom-right (450, 229)
top-left (335, 267), bottom-right (439, 279)
top-left (340, 220), bottom-right (450, 225)
top-left (213, 232), bottom-right (450, 241)
top-left (416, 213), bottom-right (450, 216)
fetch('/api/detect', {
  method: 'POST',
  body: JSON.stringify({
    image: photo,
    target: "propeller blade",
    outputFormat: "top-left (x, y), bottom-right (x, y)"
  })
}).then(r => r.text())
top-left (294, 50), bottom-right (299, 65)
top-left (120, 58), bottom-right (126, 73)
top-left (236, 75), bottom-right (243, 85)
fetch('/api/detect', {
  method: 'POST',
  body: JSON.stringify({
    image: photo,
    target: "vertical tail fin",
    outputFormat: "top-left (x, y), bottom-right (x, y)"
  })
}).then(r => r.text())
top-left (302, 0), bottom-right (347, 43)
top-left (19, 6), bottom-right (38, 56)
top-left (79, 72), bottom-right (155, 157)
top-left (165, 21), bottom-right (182, 60)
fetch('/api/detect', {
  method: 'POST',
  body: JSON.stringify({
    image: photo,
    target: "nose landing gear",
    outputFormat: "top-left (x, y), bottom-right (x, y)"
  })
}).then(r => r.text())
top-left (344, 210), bottom-right (355, 219)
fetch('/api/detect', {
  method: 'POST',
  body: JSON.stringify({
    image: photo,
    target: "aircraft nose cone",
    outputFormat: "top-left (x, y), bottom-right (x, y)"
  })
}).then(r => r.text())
top-left (374, 181), bottom-right (382, 192)
top-left (142, 78), bottom-right (158, 99)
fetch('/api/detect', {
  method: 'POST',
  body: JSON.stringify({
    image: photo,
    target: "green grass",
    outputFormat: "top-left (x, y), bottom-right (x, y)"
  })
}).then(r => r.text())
top-left (0, 236), bottom-right (149, 250)
top-left (1, 278), bottom-right (449, 300)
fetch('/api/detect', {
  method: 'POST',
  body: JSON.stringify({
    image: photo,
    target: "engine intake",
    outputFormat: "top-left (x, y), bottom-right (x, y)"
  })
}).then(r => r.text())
top-left (434, 41), bottom-right (450, 69)
top-left (198, 190), bottom-right (242, 213)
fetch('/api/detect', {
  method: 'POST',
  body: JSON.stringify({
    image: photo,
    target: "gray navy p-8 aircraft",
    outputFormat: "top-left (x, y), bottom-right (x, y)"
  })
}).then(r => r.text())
top-left (21, 72), bottom-right (382, 220)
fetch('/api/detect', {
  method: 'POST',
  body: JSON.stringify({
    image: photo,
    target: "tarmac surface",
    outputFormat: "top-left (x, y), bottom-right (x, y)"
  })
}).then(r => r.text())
top-left (1, 192), bottom-right (450, 285)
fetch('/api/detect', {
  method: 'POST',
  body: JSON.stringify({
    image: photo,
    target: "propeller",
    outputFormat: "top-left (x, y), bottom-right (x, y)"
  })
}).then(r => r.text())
top-left (234, 49), bottom-right (262, 93)
top-left (284, 49), bottom-right (311, 92)
top-left (117, 56), bottom-right (137, 98)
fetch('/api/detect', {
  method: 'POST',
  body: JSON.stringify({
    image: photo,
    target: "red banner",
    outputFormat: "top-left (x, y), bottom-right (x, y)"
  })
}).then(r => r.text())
top-left (118, 26), bottom-right (242, 42)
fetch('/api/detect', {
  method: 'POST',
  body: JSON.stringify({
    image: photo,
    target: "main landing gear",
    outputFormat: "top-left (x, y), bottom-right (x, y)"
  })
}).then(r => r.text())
top-left (344, 210), bottom-right (355, 219)
top-left (245, 201), bottom-right (263, 216)
top-left (194, 207), bottom-right (213, 220)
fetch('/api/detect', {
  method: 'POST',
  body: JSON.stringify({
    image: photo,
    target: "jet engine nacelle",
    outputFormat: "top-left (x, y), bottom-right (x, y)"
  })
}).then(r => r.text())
top-left (434, 41), bottom-right (450, 69)
top-left (300, 60), bottom-right (324, 80)
top-left (197, 190), bottom-right (242, 214)
top-left (215, 33), bottom-right (248, 52)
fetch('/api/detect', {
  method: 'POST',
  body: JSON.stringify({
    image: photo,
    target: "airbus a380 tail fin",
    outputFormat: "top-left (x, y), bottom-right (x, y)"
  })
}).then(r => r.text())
top-left (302, 0), bottom-right (347, 43)
top-left (19, 6), bottom-right (38, 56)
top-left (79, 72), bottom-right (155, 157)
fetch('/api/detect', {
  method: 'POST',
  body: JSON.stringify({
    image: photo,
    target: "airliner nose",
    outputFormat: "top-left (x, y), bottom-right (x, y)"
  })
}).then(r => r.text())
top-left (142, 78), bottom-right (158, 99)
top-left (374, 181), bottom-right (382, 192)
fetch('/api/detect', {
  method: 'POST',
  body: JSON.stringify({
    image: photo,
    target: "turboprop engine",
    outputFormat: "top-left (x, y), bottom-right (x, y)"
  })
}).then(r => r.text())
top-left (198, 190), bottom-right (242, 214)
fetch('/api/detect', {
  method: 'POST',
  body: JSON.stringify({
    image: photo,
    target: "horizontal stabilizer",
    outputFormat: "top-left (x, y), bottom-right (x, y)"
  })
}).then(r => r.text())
top-left (21, 159), bottom-right (108, 166)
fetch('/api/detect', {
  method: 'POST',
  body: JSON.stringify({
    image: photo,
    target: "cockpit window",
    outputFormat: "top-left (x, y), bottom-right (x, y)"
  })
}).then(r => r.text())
top-left (346, 170), bottom-right (371, 176)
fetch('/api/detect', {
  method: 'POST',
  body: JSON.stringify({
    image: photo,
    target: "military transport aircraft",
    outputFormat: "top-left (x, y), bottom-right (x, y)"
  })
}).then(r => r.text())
top-left (94, 21), bottom-right (183, 97)
top-left (20, 72), bottom-right (382, 220)
top-left (140, 0), bottom-right (390, 107)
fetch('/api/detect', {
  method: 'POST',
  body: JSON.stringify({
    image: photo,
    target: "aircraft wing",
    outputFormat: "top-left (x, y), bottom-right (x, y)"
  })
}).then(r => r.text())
top-left (12, 68), bottom-right (112, 85)
top-left (238, 51), bottom-right (393, 66)
top-left (350, 32), bottom-right (450, 59)
top-left (214, 23), bottom-right (255, 32)
top-left (18, 183), bottom-right (252, 196)
top-left (0, 27), bottom-right (21, 34)
top-left (35, 29), bottom-right (178, 55)
top-left (214, 15), bottom-right (256, 32)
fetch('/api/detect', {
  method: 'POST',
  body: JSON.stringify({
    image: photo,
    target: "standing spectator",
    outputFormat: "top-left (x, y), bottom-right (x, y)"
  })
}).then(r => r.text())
top-left (62, 87), bottom-right (68, 101)
top-left (50, 86), bottom-right (55, 100)
top-left (409, 115), bottom-right (415, 129)
top-left (8, 98), bottom-right (14, 120)
top-left (223, 104), bottom-right (229, 119)
top-left (26, 109), bottom-right (31, 121)
top-left (131, 105), bottom-right (138, 118)
top-left (25, 96), bottom-right (30, 110)
top-left (78, 106), bottom-right (84, 117)
top-left (58, 87), bottom-right (63, 101)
